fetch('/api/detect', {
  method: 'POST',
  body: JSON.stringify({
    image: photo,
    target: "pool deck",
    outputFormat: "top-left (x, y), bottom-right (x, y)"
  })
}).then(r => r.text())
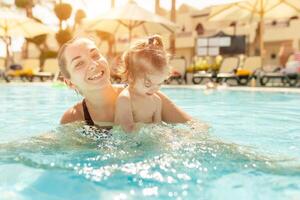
top-left (162, 84), bottom-right (300, 93)
top-left (1, 82), bottom-right (300, 93)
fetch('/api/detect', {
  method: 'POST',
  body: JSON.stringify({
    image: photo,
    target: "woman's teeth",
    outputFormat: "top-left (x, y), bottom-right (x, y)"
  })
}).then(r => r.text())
top-left (88, 71), bottom-right (104, 80)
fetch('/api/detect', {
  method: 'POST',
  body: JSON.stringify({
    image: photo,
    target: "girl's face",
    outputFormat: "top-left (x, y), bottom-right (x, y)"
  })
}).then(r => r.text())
top-left (132, 69), bottom-right (168, 96)
top-left (64, 38), bottom-right (111, 92)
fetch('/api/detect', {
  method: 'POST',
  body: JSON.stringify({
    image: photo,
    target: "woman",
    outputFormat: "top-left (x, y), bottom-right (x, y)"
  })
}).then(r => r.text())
top-left (58, 37), bottom-right (191, 127)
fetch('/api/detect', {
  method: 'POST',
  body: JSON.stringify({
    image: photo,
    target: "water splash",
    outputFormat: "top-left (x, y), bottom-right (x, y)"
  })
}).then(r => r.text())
top-left (0, 120), bottom-right (299, 199)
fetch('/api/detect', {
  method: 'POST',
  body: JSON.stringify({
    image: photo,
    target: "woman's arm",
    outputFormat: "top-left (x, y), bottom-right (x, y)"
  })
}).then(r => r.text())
top-left (156, 91), bottom-right (192, 123)
top-left (60, 103), bottom-right (83, 124)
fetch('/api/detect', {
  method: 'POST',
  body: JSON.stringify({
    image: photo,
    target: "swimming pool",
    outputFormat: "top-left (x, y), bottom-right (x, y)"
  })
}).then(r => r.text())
top-left (0, 84), bottom-right (300, 200)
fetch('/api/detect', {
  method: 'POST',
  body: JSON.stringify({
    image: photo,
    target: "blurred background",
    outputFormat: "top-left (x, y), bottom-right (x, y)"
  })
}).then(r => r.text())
top-left (0, 0), bottom-right (299, 86)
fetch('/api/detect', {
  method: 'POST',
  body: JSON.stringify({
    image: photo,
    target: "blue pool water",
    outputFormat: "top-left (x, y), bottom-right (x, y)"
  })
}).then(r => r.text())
top-left (0, 84), bottom-right (300, 200)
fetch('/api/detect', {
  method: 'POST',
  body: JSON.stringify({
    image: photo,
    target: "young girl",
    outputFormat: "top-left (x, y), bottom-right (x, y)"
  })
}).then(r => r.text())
top-left (114, 35), bottom-right (170, 132)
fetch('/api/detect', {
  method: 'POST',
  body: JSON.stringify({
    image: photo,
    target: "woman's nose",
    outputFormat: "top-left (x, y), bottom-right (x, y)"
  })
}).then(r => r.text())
top-left (88, 60), bottom-right (98, 71)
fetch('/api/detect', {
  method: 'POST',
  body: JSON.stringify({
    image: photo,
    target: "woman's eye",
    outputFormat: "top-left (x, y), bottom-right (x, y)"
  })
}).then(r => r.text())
top-left (92, 54), bottom-right (101, 60)
top-left (75, 61), bottom-right (84, 69)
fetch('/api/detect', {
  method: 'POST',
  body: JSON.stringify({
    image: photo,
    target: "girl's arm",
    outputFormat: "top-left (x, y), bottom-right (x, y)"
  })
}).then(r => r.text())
top-left (114, 92), bottom-right (135, 132)
top-left (156, 91), bottom-right (192, 123)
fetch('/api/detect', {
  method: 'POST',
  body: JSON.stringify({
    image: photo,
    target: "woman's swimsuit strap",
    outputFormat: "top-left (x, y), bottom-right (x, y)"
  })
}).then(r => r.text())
top-left (82, 99), bottom-right (95, 126)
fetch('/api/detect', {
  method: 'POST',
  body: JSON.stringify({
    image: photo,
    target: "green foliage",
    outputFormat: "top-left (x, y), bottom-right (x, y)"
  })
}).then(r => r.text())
top-left (54, 3), bottom-right (72, 21)
top-left (55, 29), bottom-right (73, 46)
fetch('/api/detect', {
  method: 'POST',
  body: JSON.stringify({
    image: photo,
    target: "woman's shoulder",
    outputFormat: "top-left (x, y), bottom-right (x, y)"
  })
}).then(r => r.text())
top-left (60, 101), bottom-right (84, 124)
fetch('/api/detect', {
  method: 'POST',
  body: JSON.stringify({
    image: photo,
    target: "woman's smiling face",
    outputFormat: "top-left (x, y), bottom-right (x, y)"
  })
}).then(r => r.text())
top-left (64, 38), bottom-right (111, 92)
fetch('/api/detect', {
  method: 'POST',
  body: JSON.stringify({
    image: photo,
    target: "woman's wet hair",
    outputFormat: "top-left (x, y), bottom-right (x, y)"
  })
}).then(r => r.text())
top-left (119, 35), bottom-right (170, 82)
top-left (57, 37), bottom-right (78, 79)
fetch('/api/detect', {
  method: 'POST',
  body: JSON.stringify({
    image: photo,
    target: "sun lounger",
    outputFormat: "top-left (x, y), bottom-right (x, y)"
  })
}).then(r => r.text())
top-left (7, 58), bottom-right (40, 81)
top-left (259, 54), bottom-right (299, 86)
top-left (215, 57), bottom-right (240, 83)
top-left (166, 57), bottom-right (187, 84)
top-left (192, 71), bottom-right (215, 84)
top-left (6, 58), bottom-right (59, 82)
top-left (236, 56), bottom-right (262, 85)
top-left (192, 56), bottom-right (215, 84)
top-left (34, 58), bottom-right (59, 81)
top-left (260, 70), bottom-right (299, 87)
top-left (192, 57), bottom-right (239, 85)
